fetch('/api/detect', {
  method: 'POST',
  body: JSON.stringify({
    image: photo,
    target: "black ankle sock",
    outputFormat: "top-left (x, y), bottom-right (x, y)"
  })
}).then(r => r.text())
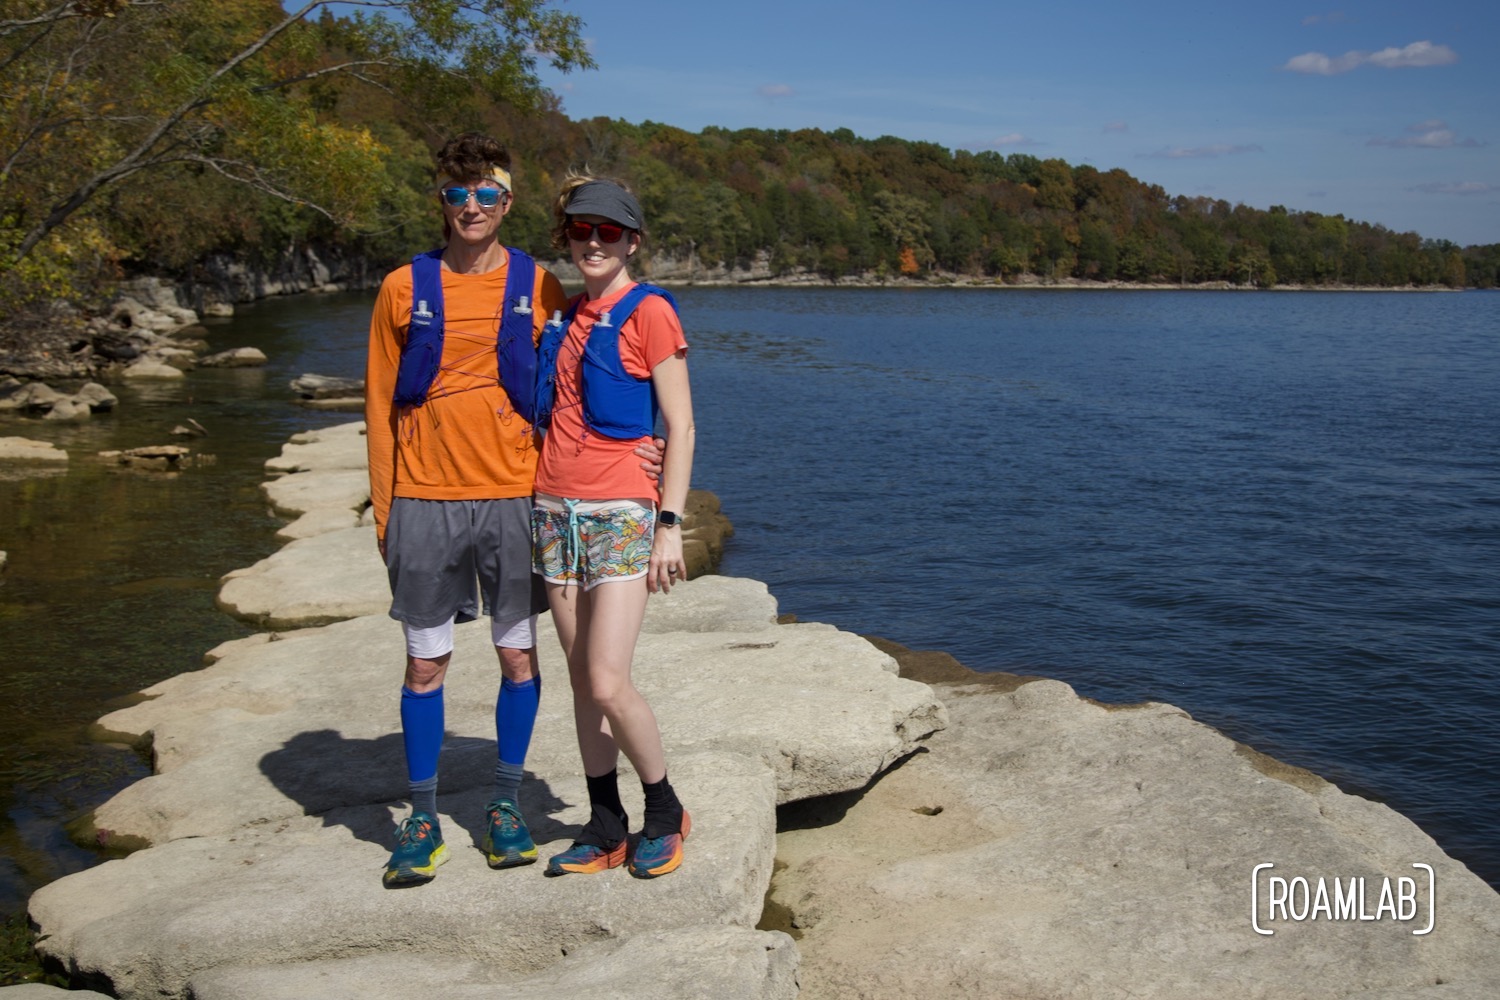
top-left (641, 775), bottom-right (683, 839)
top-left (576, 769), bottom-right (628, 848)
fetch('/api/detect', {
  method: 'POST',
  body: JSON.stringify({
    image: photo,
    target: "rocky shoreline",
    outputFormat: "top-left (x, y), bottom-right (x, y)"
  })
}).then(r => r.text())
top-left (11, 422), bottom-right (1500, 997)
top-left (0, 254), bottom-right (1459, 384)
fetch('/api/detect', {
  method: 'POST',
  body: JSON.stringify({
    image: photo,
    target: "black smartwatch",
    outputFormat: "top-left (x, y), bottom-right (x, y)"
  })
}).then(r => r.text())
top-left (656, 510), bottom-right (682, 527)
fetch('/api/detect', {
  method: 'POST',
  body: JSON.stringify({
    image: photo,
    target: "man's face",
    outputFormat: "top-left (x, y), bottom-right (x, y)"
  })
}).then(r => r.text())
top-left (441, 182), bottom-right (511, 247)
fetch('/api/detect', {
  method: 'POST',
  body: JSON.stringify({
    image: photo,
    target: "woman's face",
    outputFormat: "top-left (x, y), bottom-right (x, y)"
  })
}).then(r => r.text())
top-left (567, 213), bottom-right (638, 287)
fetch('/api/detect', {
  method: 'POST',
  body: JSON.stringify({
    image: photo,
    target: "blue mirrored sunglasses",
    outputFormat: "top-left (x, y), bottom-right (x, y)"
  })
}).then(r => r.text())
top-left (441, 186), bottom-right (505, 208)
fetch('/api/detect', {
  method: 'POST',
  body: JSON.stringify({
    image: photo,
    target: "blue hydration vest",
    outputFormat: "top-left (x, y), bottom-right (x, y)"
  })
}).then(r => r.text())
top-left (534, 282), bottom-right (679, 440)
top-left (392, 246), bottom-right (539, 422)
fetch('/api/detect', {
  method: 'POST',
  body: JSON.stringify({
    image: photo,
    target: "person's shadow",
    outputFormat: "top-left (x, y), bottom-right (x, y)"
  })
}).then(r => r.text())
top-left (260, 729), bottom-right (575, 853)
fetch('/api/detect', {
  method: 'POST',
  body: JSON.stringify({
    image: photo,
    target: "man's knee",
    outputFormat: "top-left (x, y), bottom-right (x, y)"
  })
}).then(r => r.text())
top-left (493, 615), bottom-right (538, 682)
top-left (404, 653), bottom-right (450, 691)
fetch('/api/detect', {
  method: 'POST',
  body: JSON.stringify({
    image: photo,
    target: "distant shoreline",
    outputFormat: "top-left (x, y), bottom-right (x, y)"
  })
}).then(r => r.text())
top-left (544, 258), bottom-right (1469, 293)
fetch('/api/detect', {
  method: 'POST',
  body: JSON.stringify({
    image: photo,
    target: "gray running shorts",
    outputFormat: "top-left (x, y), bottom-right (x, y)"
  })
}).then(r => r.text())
top-left (385, 497), bottom-right (546, 629)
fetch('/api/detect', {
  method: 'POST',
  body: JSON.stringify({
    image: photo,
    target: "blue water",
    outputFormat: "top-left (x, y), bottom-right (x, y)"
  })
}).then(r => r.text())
top-left (3, 287), bottom-right (1495, 915)
top-left (675, 287), bottom-right (1500, 887)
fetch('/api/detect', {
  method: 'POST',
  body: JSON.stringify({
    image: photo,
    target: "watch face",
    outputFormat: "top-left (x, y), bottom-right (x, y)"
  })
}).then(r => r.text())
top-left (657, 511), bottom-right (681, 526)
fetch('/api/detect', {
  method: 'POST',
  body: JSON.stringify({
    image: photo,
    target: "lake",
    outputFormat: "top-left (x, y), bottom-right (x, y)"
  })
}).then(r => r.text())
top-left (1, 285), bottom-right (1495, 918)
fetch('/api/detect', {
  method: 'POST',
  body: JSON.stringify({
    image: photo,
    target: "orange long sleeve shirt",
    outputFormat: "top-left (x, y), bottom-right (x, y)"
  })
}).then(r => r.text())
top-left (365, 255), bottom-right (567, 542)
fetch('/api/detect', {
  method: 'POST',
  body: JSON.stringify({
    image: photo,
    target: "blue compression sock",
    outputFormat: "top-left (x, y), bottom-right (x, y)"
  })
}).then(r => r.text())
top-left (400, 685), bottom-right (444, 813)
top-left (495, 674), bottom-right (540, 773)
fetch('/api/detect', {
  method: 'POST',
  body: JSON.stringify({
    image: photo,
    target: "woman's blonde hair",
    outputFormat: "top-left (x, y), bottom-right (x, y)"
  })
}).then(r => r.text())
top-left (549, 171), bottom-right (648, 252)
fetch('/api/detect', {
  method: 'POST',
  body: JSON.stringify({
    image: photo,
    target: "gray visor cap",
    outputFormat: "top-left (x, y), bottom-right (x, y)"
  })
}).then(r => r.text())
top-left (564, 181), bottom-right (643, 230)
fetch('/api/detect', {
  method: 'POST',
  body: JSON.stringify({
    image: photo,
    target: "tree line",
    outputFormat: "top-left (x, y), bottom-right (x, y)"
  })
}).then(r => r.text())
top-left (4, 0), bottom-right (1497, 334)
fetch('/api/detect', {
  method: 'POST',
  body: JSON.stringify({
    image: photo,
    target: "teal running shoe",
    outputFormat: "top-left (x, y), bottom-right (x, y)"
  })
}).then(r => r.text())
top-left (482, 798), bottom-right (538, 869)
top-left (382, 810), bottom-right (448, 888)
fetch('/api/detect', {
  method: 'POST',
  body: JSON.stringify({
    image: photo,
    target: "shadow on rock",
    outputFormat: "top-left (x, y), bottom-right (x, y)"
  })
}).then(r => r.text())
top-left (259, 729), bottom-right (572, 852)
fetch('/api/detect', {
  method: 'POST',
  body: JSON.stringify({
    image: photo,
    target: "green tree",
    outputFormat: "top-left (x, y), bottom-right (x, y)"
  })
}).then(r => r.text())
top-left (1, 0), bottom-right (592, 270)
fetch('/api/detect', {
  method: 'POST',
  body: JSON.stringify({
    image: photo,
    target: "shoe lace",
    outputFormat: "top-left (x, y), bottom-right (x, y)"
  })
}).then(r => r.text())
top-left (395, 815), bottom-right (431, 846)
top-left (486, 800), bottom-right (519, 835)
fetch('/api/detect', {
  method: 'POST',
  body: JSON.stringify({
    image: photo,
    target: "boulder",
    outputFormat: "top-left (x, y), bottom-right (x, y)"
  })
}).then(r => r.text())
top-left (42, 397), bottom-right (91, 421)
top-left (199, 347), bottom-right (268, 368)
top-left (74, 383), bottom-right (118, 412)
top-left (121, 359), bottom-right (185, 380)
top-left (101, 445), bottom-right (192, 471)
top-left (290, 374), bottom-right (365, 399)
top-left (0, 437), bottom-right (69, 462)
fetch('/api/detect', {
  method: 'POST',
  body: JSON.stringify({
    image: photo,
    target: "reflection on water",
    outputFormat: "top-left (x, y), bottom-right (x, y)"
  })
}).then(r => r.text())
top-left (0, 292), bottom-right (374, 915)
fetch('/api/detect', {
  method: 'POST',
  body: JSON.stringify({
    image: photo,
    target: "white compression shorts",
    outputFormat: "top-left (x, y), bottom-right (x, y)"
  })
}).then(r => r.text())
top-left (402, 615), bottom-right (537, 658)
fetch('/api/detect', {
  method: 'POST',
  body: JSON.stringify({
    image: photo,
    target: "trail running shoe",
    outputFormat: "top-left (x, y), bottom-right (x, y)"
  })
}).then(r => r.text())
top-left (483, 798), bottom-right (538, 869)
top-left (382, 810), bottom-right (448, 888)
top-left (629, 809), bottom-right (692, 879)
top-left (544, 839), bottom-right (627, 877)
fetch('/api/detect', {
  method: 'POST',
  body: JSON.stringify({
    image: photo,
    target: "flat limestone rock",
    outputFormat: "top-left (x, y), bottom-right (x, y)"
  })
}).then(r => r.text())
top-left (260, 467), bottom-right (369, 517)
top-left (0, 437), bottom-right (69, 462)
top-left (641, 575), bottom-right (778, 634)
top-left (216, 526), bottom-right (387, 626)
top-left (264, 421), bottom-right (367, 474)
top-left (90, 582), bottom-right (941, 843)
top-left (0, 987), bottom-right (113, 999)
top-left (768, 679), bottom-right (1500, 999)
top-left (273, 507), bottom-right (361, 541)
top-left (32, 750), bottom-right (777, 1000)
top-left (185, 926), bottom-right (798, 1000)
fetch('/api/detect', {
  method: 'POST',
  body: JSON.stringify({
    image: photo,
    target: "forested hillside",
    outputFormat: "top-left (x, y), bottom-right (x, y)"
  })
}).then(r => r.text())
top-left (5, 0), bottom-right (1497, 331)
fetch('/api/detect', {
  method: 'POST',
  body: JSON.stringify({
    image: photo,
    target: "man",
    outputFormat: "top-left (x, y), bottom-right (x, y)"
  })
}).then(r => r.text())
top-left (365, 132), bottom-right (565, 887)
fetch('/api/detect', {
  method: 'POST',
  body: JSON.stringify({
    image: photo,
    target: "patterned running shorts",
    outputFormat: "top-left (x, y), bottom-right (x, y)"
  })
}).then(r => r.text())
top-left (532, 494), bottom-right (655, 589)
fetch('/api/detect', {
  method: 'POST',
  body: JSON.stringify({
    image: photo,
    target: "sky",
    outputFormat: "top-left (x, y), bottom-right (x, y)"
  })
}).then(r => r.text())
top-left (530, 1), bottom-right (1500, 247)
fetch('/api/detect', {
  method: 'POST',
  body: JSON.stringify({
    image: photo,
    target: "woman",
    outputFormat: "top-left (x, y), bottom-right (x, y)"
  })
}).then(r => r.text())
top-left (531, 176), bottom-right (694, 878)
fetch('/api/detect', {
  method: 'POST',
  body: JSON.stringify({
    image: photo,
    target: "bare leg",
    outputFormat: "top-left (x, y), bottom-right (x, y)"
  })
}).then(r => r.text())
top-left (546, 579), bottom-right (666, 782)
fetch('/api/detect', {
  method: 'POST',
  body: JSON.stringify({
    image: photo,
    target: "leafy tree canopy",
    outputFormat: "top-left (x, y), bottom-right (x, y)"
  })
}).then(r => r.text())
top-left (0, 0), bottom-right (591, 308)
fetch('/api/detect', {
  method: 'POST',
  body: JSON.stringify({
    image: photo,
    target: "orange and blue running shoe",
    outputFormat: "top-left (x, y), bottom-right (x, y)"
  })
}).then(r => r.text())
top-left (483, 798), bottom-right (538, 869)
top-left (382, 810), bottom-right (447, 888)
top-left (544, 839), bottom-right (627, 876)
top-left (628, 809), bottom-right (691, 879)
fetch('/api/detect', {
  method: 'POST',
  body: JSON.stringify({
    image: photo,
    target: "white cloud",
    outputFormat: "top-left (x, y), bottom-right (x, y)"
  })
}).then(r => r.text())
top-left (1143, 143), bottom-right (1263, 159)
top-left (1368, 120), bottom-right (1484, 149)
top-left (1408, 181), bottom-right (1496, 195)
top-left (756, 84), bottom-right (795, 99)
top-left (1282, 40), bottom-right (1458, 75)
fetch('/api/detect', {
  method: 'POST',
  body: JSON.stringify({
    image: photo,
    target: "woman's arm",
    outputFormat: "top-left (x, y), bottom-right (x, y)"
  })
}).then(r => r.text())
top-left (647, 350), bottom-right (695, 593)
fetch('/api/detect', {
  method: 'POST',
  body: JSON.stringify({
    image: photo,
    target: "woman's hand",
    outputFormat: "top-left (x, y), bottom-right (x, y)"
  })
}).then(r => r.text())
top-left (647, 524), bottom-right (686, 593)
top-left (635, 435), bottom-right (667, 480)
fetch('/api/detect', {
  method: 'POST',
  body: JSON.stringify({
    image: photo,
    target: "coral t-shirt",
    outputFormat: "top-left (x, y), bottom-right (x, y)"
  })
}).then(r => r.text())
top-left (533, 284), bottom-right (687, 503)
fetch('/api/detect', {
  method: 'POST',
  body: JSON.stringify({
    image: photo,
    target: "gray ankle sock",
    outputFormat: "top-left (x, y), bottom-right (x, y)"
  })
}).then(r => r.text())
top-left (410, 774), bottom-right (438, 818)
top-left (493, 759), bottom-right (524, 805)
